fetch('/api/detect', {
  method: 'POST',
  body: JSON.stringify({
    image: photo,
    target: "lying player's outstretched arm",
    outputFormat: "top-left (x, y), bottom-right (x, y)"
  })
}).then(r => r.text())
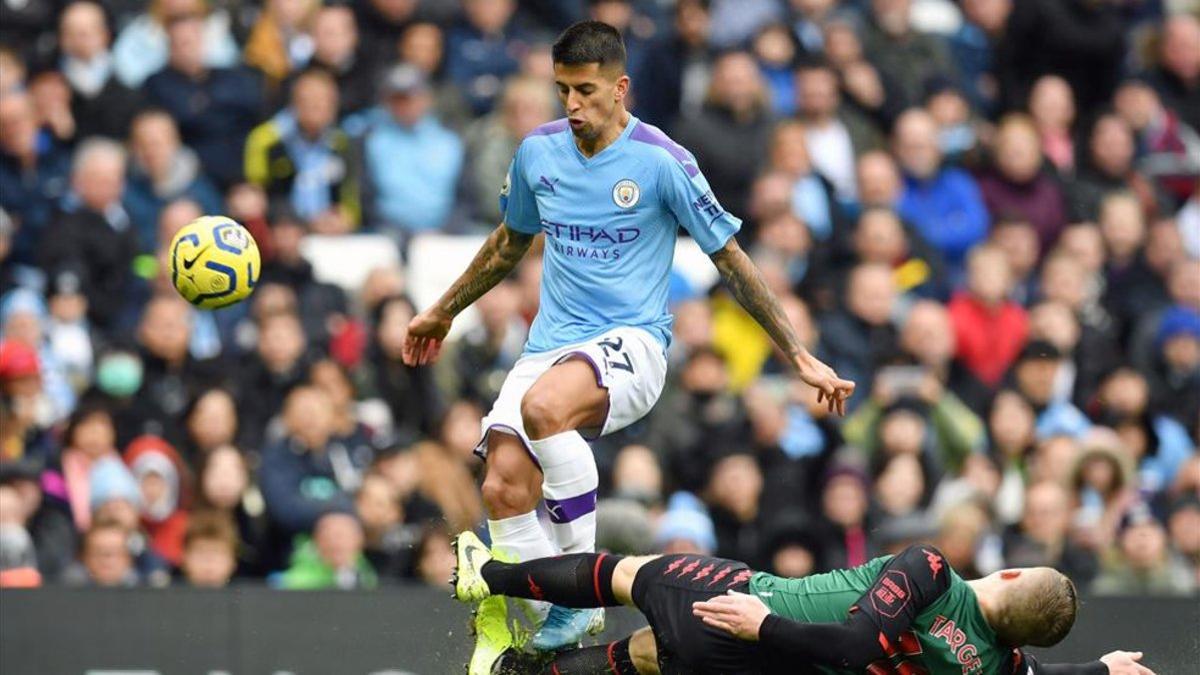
top-left (1021, 650), bottom-right (1155, 675)
top-left (403, 223), bottom-right (535, 365)
top-left (694, 545), bottom-right (950, 669)
top-left (709, 238), bottom-right (856, 414)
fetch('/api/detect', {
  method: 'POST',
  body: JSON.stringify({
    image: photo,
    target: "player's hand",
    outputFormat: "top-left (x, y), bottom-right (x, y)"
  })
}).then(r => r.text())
top-left (793, 352), bottom-right (856, 416)
top-left (691, 590), bottom-right (771, 642)
top-left (1100, 651), bottom-right (1155, 675)
top-left (403, 307), bottom-right (452, 366)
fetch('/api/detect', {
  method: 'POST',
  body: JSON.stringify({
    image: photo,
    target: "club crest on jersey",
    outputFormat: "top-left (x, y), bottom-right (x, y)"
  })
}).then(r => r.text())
top-left (612, 179), bottom-right (640, 208)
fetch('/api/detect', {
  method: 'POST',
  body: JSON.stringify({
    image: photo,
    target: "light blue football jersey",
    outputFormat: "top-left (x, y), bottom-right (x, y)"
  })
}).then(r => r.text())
top-left (499, 115), bottom-right (741, 355)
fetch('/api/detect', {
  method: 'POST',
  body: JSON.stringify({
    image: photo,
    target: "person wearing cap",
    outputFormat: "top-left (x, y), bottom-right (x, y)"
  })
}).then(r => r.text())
top-left (1092, 502), bottom-right (1196, 596)
top-left (0, 340), bottom-right (47, 461)
top-left (1010, 338), bottom-right (1092, 441)
top-left (2, 287), bottom-right (77, 426)
top-left (245, 67), bottom-right (360, 234)
top-left (654, 496), bottom-right (718, 555)
top-left (43, 266), bottom-right (95, 393)
top-left (361, 62), bottom-right (464, 237)
top-left (1149, 305), bottom-right (1200, 425)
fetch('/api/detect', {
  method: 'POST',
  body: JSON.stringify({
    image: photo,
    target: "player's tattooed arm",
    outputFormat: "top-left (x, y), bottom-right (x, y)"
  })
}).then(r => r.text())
top-left (710, 238), bottom-right (855, 414)
top-left (440, 223), bottom-right (535, 317)
top-left (403, 224), bottom-right (533, 365)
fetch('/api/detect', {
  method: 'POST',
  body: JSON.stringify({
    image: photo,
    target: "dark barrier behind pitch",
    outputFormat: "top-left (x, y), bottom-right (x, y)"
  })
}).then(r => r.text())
top-left (2, 587), bottom-right (1197, 674)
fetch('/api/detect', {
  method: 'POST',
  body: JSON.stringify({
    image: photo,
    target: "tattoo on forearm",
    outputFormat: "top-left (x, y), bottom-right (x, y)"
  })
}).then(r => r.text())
top-left (713, 244), bottom-right (805, 361)
top-left (441, 225), bottom-right (534, 316)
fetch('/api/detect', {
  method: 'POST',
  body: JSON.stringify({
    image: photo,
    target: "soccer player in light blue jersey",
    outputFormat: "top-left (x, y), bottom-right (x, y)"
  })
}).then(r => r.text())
top-left (402, 20), bottom-right (856, 674)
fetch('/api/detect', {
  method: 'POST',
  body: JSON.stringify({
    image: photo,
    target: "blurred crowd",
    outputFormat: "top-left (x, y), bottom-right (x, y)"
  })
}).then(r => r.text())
top-left (0, 0), bottom-right (1198, 597)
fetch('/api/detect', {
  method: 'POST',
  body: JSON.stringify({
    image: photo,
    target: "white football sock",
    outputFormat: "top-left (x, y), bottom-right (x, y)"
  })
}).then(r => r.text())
top-left (532, 431), bottom-right (599, 555)
top-left (488, 510), bottom-right (555, 621)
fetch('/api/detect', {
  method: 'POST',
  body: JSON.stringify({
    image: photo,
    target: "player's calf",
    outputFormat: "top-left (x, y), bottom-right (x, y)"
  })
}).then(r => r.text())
top-left (481, 551), bottom-right (625, 609)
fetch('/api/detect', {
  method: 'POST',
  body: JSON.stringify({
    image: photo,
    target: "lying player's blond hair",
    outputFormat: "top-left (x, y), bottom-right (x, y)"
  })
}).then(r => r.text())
top-left (994, 568), bottom-right (1079, 647)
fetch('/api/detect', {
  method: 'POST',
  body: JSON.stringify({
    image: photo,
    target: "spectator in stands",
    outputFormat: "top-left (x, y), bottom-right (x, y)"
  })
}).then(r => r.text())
top-left (635, 0), bottom-right (713, 129)
top-left (860, 0), bottom-right (959, 108)
top-left (1143, 14), bottom-right (1200, 132)
top-left (995, 0), bottom-right (1125, 113)
top-left (56, 1), bottom-right (140, 141)
top-left (1099, 192), bottom-right (1169, 336)
top-left (60, 403), bottom-right (120, 531)
top-left (355, 472), bottom-right (415, 580)
top-left (949, 244), bottom-right (1028, 388)
top-left (132, 295), bottom-right (217, 448)
top-left (362, 64), bottom-right (464, 237)
top-left (987, 390), bottom-right (1036, 525)
top-left (1011, 340), bottom-right (1091, 441)
top-left (195, 445), bottom-right (269, 577)
top-left (850, 208), bottom-right (945, 299)
top-left (1093, 503), bottom-right (1196, 596)
top-left (795, 60), bottom-right (884, 205)
top-left (180, 510), bottom-right (237, 587)
top-left (246, 69), bottom-right (359, 233)
top-left (256, 208), bottom-right (349, 345)
top-left (354, 0), bottom-right (420, 63)
top-left (1113, 78), bottom-right (1200, 207)
top-left (672, 50), bottom-right (774, 220)
top-left (1, 289), bottom-right (77, 425)
top-left (412, 521), bottom-right (456, 587)
top-left (764, 120), bottom-right (837, 244)
top-left (124, 435), bottom-right (191, 567)
top-left (278, 510), bottom-right (377, 590)
top-left (0, 92), bottom-right (71, 267)
top-left (242, 0), bottom-right (317, 91)
top-left (144, 13), bottom-right (264, 187)
top-left (814, 464), bottom-right (875, 571)
top-left (706, 451), bottom-right (765, 567)
top-left (69, 520), bottom-right (137, 586)
top-left (358, 295), bottom-right (441, 446)
top-left (236, 310), bottom-right (311, 450)
top-left (1002, 479), bottom-right (1097, 585)
top-left (977, 114), bottom-right (1068, 252)
top-left (0, 482), bottom-right (42, 588)
top-left (308, 358), bottom-right (375, 463)
top-left (988, 217), bottom-right (1040, 305)
top-left (111, 0), bottom-right (240, 88)
top-left (1147, 304), bottom-right (1200, 429)
top-left (924, 81), bottom-right (982, 167)
top-left (648, 347), bottom-right (747, 493)
top-left (1027, 75), bottom-right (1076, 175)
top-left (893, 108), bottom-right (990, 271)
top-left (260, 386), bottom-right (365, 536)
top-left (853, 150), bottom-right (903, 214)
top-left (302, 4), bottom-right (374, 118)
top-left (439, 281), bottom-right (526, 408)
top-left (182, 387), bottom-right (239, 465)
top-left (1166, 496), bottom-right (1200, 579)
top-left (125, 109), bottom-right (224, 252)
top-left (397, 21), bottom-right (473, 132)
top-left (818, 263), bottom-right (899, 404)
top-left (445, 0), bottom-right (527, 116)
top-left (87, 456), bottom-right (171, 585)
top-left (753, 23), bottom-right (798, 117)
top-left (37, 139), bottom-right (136, 335)
top-left (1068, 112), bottom-right (1166, 222)
top-left (464, 75), bottom-right (557, 225)
top-left (948, 0), bottom-right (1011, 115)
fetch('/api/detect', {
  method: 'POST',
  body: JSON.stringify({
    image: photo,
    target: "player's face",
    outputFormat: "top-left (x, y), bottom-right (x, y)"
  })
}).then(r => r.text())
top-left (553, 62), bottom-right (629, 142)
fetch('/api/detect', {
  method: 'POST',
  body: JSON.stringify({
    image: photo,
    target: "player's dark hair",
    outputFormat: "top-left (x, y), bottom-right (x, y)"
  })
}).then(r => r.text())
top-left (552, 20), bottom-right (626, 71)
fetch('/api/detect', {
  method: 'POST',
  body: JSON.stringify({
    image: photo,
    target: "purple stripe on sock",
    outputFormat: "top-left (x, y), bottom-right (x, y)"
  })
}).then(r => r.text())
top-left (545, 490), bottom-right (598, 524)
top-left (629, 123), bottom-right (699, 177)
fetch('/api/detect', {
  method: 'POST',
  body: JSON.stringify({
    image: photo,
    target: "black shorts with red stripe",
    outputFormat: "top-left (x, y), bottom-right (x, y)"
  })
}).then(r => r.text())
top-left (630, 554), bottom-right (768, 675)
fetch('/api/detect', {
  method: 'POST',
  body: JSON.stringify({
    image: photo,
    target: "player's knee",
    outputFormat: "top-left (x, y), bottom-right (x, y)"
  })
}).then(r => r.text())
top-left (629, 627), bottom-right (659, 675)
top-left (481, 447), bottom-right (540, 517)
top-left (520, 388), bottom-right (569, 440)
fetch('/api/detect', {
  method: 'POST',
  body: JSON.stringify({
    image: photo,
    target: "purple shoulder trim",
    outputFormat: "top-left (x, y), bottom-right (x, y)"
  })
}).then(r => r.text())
top-left (528, 118), bottom-right (570, 137)
top-left (630, 122), bottom-right (699, 177)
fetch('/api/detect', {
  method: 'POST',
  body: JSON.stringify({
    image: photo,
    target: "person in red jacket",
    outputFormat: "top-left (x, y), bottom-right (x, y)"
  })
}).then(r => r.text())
top-left (123, 435), bottom-right (192, 567)
top-left (948, 243), bottom-right (1029, 387)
